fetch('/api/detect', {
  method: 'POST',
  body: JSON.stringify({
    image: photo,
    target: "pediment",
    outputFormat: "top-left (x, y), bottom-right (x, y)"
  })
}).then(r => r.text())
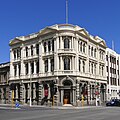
top-left (77, 28), bottom-right (89, 37)
top-left (99, 40), bottom-right (107, 47)
top-left (39, 27), bottom-right (57, 35)
top-left (9, 38), bottom-right (23, 46)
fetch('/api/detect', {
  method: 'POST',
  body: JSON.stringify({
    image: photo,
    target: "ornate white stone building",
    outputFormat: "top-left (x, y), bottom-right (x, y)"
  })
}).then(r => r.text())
top-left (106, 48), bottom-right (120, 101)
top-left (9, 24), bottom-right (107, 106)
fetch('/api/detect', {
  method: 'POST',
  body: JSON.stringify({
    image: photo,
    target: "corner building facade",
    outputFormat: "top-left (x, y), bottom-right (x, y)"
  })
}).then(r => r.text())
top-left (9, 24), bottom-right (107, 106)
top-left (106, 48), bottom-right (120, 101)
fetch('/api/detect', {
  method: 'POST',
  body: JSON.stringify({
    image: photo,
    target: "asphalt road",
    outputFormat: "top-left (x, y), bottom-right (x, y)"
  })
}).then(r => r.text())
top-left (0, 106), bottom-right (120, 120)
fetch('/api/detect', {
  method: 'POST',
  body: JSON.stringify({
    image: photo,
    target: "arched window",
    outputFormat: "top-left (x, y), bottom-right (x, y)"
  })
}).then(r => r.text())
top-left (64, 57), bottom-right (70, 70)
top-left (64, 38), bottom-right (70, 49)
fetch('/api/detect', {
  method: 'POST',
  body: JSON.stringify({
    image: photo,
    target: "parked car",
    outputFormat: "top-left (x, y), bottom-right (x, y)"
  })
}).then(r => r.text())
top-left (106, 99), bottom-right (120, 106)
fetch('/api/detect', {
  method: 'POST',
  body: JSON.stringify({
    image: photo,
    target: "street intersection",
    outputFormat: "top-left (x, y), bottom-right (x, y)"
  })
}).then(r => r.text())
top-left (0, 105), bottom-right (120, 120)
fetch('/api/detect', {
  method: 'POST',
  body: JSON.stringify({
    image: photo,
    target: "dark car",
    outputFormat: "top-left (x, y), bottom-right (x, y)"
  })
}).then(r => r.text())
top-left (106, 99), bottom-right (120, 106)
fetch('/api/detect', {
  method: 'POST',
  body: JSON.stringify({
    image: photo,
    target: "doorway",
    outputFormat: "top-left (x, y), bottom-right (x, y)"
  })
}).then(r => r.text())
top-left (64, 89), bottom-right (70, 104)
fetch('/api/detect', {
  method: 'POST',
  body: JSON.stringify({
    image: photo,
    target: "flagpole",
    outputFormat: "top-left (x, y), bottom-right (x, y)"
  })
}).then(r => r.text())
top-left (66, 0), bottom-right (68, 24)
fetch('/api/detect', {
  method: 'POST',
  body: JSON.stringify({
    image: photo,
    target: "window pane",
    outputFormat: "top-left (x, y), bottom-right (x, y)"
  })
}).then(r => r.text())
top-left (64, 38), bottom-right (69, 49)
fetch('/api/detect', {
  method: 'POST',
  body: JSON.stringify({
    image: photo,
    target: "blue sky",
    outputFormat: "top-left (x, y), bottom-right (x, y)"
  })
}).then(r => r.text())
top-left (0, 0), bottom-right (120, 63)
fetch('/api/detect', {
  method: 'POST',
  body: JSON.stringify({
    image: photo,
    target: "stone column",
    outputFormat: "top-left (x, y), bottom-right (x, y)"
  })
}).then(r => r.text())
top-left (39, 83), bottom-right (43, 103)
top-left (34, 44), bottom-right (36, 56)
top-left (34, 61), bottom-right (36, 75)
top-left (54, 80), bottom-right (59, 106)
top-left (17, 64), bottom-right (19, 77)
top-left (28, 62), bottom-right (31, 75)
top-left (87, 83), bottom-right (90, 105)
top-left (61, 90), bottom-right (63, 105)
top-left (60, 56), bottom-right (63, 70)
top-left (20, 83), bottom-right (24, 104)
top-left (27, 83), bottom-right (30, 103)
top-left (71, 37), bottom-right (73, 49)
top-left (76, 80), bottom-right (79, 100)
top-left (16, 85), bottom-right (18, 102)
top-left (33, 83), bottom-right (36, 104)
top-left (60, 36), bottom-right (62, 49)
top-left (72, 57), bottom-right (74, 70)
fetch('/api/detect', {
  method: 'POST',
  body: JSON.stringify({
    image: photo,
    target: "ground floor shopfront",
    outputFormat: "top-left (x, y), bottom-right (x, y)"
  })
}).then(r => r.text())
top-left (9, 75), bottom-right (107, 106)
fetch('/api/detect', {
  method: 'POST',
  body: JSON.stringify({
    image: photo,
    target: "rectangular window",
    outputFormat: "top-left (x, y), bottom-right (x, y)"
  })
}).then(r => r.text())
top-left (106, 66), bottom-right (108, 72)
top-left (14, 65), bottom-right (17, 76)
top-left (52, 40), bottom-right (54, 52)
top-left (36, 60), bottom-right (39, 74)
top-left (89, 45), bottom-right (90, 56)
top-left (83, 61), bottom-right (85, 73)
top-left (44, 42), bottom-right (46, 53)
top-left (19, 64), bottom-right (21, 76)
top-left (107, 76), bottom-right (109, 84)
top-left (106, 55), bottom-right (108, 61)
top-left (26, 47), bottom-right (28, 57)
top-left (117, 60), bottom-right (119, 65)
top-left (59, 37), bottom-right (61, 49)
top-left (36, 44), bottom-right (39, 55)
top-left (110, 56), bottom-right (112, 62)
top-left (31, 45), bottom-right (33, 56)
top-left (110, 77), bottom-right (112, 85)
top-left (25, 63), bottom-right (28, 75)
top-left (51, 58), bottom-right (54, 72)
top-left (31, 62), bottom-right (34, 74)
top-left (118, 79), bottom-right (120, 86)
top-left (13, 50), bottom-right (16, 59)
top-left (17, 49), bottom-right (21, 59)
top-left (45, 59), bottom-right (48, 72)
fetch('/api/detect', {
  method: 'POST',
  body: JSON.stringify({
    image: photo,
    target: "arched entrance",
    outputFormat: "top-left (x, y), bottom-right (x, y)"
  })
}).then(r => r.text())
top-left (63, 80), bottom-right (73, 104)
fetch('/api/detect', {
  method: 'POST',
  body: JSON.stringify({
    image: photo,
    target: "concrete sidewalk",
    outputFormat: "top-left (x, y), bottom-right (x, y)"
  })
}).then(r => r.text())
top-left (0, 103), bottom-right (103, 110)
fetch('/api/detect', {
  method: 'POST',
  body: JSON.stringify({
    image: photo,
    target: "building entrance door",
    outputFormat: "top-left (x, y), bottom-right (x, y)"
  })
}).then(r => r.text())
top-left (64, 89), bottom-right (70, 104)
